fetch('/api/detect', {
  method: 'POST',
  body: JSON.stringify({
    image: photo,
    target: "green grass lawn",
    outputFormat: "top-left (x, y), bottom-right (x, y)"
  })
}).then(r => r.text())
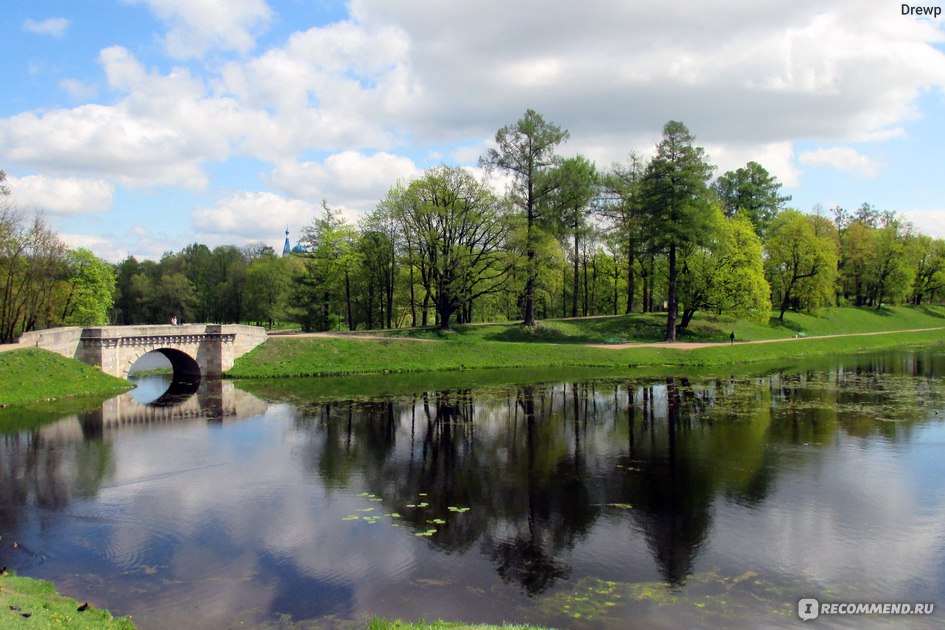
top-left (328, 305), bottom-right (945, 344)
top-left (228, 306), bottom-right (945, 379)
top-left (0, 348), bottom-right (133, 408)
top-left (0, 573), bottom-right (134, 629)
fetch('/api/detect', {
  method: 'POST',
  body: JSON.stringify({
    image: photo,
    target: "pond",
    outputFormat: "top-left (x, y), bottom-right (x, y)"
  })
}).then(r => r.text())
top-left (1, 349), bottom-right (944, 628)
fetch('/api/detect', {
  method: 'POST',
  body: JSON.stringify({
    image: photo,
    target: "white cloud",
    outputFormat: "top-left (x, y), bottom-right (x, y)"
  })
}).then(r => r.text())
top-left (122, 0), bottom-right (272, 59)
top-left (351, 0), bottom-right (945, 156)
top-left (270, 151), bottom-right (421, 213)
top-left (22, 17), bottom-right (70, 38)
top-left (798, 146), bottom-right (881, 177)
top-left (901, 209), bottom-right (945, 239)
top-left (6, 174), bottom-right (113, 215)
top-left (59, 233), bottom-right (128, 262)
top-left (59, 79), bottom-right (99, 100)
top-left (5, 0), bottom-right (945, 250)
top-left (192, 191), bottom-right (317, 240)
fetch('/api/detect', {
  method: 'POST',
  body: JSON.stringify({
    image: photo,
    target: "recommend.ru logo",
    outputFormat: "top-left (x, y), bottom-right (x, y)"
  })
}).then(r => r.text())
top-left (798, 598), bottom-right (935, 621)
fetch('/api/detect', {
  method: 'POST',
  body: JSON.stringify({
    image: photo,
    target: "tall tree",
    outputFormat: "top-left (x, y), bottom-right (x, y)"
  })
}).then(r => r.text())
top-left (59, 248), bottom-right (116, 325)
top-left (480, 109), bottom-right (568, 326)
top-left (640, 121), bottom-right (715, 341)
top-left (677, 207), bottom-right (770, 328)
top-left (910, 234), bottom-right (945, 304)
top-left (396, 166), bottom-right (510, 330)
top-left (603, 153), bottom-right (647, 314)
top-left (291, 202), bottom-right (360, 331)
top-left (765, 209), bottom-right (838, 320)
top-left (548, 155), bottom-right (598, 317)
top-left (714, 161), bottom-right (790, 236)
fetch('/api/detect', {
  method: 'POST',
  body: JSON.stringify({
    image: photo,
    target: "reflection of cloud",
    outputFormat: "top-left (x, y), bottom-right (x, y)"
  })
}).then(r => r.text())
top-left (98, 409), bottom-right (417, 626)
top-left (707, 438), bottom-right (945, 599)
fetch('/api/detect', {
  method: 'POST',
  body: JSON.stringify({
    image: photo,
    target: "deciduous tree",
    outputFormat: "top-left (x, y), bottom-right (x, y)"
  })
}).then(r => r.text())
top-left (480, 109), bottom-right (568, 326)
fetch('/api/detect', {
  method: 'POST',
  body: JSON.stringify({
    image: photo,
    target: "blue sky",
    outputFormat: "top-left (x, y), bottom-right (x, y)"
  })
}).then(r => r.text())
top-left (2, 0), bottom-right (945, 261)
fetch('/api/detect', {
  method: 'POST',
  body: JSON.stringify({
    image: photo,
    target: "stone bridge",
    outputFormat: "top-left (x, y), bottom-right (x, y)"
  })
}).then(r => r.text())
top-left (18, 324), bottom-right (268, 379)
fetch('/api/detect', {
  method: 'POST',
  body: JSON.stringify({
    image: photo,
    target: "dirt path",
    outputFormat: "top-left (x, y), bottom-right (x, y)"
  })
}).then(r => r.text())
top-left (586, 326), bottom-right (945, 350)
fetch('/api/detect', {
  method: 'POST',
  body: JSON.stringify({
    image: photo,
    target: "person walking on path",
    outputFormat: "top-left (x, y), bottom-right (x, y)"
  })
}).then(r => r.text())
top-left (729, 331), bottom-right (735, 345)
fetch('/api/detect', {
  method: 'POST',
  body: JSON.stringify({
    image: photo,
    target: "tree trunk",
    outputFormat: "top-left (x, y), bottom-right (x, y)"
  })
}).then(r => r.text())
top-left (582, 251), bottom-right (589, 316)
top-left (625, 239), bottom-right (635, 314)
top-left (572, 231), bottom-right (579, 317)
top-left (345, 270), bottom-right (354, 331)
top-left (665, 242), bottom-right (677, 342)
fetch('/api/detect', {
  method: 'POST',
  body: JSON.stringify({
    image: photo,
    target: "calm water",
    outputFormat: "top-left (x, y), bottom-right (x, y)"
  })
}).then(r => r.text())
top-left (2, 350), bottom-right (945, 628)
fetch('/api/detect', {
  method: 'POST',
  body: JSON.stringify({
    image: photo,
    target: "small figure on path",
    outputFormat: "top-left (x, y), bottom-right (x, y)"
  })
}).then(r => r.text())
top-left (729, 331), bottom-right (735, 345)
top-left (171, 315), bottom-right (178, 326)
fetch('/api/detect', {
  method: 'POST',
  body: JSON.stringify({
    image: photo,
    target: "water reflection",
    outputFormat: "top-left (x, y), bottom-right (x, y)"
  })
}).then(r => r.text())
top-left (1, 350), bottom-right (944, 628)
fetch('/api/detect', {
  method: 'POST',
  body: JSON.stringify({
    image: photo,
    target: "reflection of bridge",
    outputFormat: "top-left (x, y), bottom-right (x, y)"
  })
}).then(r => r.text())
top-left (18, 324), bottom-right (267, 379)
top-left (37, 380), bottom-right (270, 443)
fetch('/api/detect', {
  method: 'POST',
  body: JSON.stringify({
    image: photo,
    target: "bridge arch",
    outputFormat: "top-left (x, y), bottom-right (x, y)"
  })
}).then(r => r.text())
top-left (125, 348), bottom-right (201, 381)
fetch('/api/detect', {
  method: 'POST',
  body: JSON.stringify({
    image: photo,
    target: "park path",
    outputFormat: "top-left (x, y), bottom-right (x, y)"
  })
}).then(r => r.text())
top-left (273, 326), bottom-right (945, 349)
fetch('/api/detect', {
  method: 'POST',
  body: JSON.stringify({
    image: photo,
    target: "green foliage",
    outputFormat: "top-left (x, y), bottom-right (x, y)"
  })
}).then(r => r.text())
top-left (480, 109), bottom-right (569, 326)
top-left (0, 210), bottom-right (68, 342)
top-left (678, 207), bottom-right (770, 326)
top-left (394, 166), bottom-right (510, 330)
top-left (640, 120), bottom-right (715, 340)
top-left (289, 202), bottom-right (361, 331)
top-left (244, 253), bottom-right (291, 328)
top-left (765, 209), bottom-right (838, 319)
top-left (910, 234), bottom-right (945, 304)
top-left (62, 248), bottom-right (116, 325)
top-left (714, 161), bottom-right (791, 235)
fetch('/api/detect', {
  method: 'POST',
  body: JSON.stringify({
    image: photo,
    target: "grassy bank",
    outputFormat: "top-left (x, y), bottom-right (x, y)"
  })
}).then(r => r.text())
top-left (228, 306), bottom-right (945, 379)
top-left (0, 573), bottom-right (133, 628)
top-left (0, 348), bottom-right (133, 408)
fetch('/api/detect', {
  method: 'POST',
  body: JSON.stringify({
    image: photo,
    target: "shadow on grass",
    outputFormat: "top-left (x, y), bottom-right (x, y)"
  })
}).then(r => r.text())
top-left (915, 305), bottom-right (945, 319)
top-left (768, 316), bottom-right (804, 333)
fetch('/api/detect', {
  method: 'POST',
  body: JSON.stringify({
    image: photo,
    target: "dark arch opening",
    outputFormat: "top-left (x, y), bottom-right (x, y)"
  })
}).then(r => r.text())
top-left (128, 349), bottom-right (202, 406)
top-left (155, 348), bottom-right (201, 380)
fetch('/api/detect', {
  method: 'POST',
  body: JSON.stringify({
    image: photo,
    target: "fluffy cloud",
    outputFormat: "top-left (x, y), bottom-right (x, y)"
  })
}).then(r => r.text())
top-left (192, 191), bottom-right (317, 241)
top-left (121, 0), bottom-right (272, 59)
top-left (902, 209), bottom-right (945, 238)
top-left (59, 233), bottom-right (128, 262)
top-left (6, 174), bottom-right (113, 214)
top-left (270, 151), bottom-right (421, 212)
top-left (4, 1), bottom-right (945, 254)
top-left (351, 0), bottom-right (945, 174)
top-left (22, 17), bottom-right (70, 38)
top-left (798, 146), bottom-right (881, 178)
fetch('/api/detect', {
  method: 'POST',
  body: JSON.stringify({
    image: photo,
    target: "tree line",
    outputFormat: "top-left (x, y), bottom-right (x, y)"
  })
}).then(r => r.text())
top-left (3, 111), bottom-right (945, 343)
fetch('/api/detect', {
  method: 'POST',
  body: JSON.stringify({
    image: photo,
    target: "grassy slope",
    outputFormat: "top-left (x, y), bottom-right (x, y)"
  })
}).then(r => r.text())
top-left (229, 306), bottom-right (945, 379)
top-left (0, 573), bottom-right (134, 629)
top-left (0, 348), bottom-right (133, 408)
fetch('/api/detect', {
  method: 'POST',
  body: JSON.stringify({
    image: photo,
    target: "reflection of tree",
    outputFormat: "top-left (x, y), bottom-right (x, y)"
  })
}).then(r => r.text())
top-left (292, 357), bottom-right (945, 592)
top-left (0, 428), bottom-right (114, 536)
